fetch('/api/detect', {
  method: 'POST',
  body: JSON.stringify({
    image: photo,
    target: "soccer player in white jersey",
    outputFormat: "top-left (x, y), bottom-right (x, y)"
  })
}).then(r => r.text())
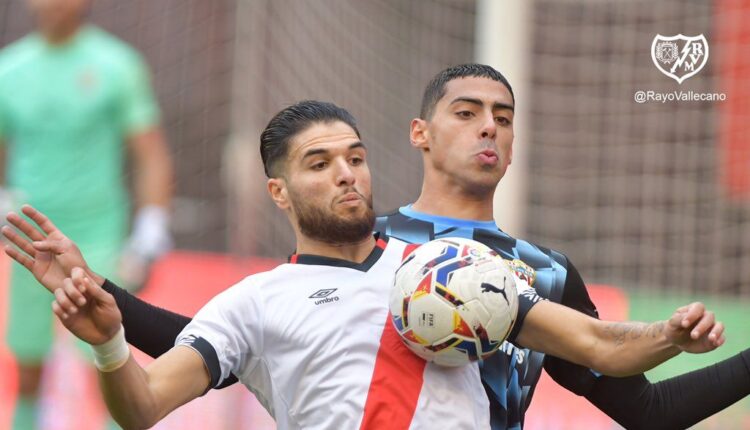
top-left (4, 101), bottom-right (725, 429)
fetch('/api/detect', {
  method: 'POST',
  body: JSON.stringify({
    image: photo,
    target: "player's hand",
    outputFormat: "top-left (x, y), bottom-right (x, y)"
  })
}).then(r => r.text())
top-left (665, 302), bottom-right (725, 353)
top-left (2, 204), bottom-right (102, 293)
top-left (52, 267), bottom-right (122, 345)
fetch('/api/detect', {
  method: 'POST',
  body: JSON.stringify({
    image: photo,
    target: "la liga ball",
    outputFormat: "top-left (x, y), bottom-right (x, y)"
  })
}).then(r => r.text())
top-left (390, 237), bottom-right (519, 366)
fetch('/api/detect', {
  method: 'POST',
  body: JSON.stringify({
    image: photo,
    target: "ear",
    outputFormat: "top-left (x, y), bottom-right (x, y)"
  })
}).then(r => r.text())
top-left (410, 118), bottom-right (430, 150)
top-left (267, 177), bottom-right (290, 210)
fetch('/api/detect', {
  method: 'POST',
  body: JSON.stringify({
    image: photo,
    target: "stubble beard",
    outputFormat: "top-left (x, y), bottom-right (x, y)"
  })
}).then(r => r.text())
top-left (290, 189), bottom-right (376, 245)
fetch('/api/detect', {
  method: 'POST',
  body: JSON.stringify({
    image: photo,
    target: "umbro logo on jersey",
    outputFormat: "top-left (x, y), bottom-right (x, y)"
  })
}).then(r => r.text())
top-left (309, 289), bottom-right (337, 299)
top-left (310, 288), bottom-right (340, 305)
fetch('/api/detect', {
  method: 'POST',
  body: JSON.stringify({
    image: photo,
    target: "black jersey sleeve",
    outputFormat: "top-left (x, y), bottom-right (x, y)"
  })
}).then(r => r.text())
top-left (585, 350), bottom-right (750, 430)
top-left (102, 279), bottom-right (240, 389)
top-left (543, 262), bottom-right (750, 429)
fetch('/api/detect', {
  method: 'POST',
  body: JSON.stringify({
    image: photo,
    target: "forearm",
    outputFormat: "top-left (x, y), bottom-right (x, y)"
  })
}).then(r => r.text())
top-left (585, 349), bottom-right (750, 429)
top-left (98, 345), bottom-right (208, 430)
top-left (99, 279), bottom-right (241, 389)
top-left (594, 320), bottom-right (681, 377)
top-left (0, 144), bottom-right (6, 181)
top-left (99, 355), bottom-right (161, 430)
top-left (519, 302), bottom-right (680, 377)
top-left (102, 279), bottom-right (192, 357)
top-left (132, 129), bottom-right (173, 208)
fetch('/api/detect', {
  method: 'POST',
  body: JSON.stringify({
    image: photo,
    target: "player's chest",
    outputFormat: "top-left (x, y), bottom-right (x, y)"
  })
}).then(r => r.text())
top-left (6, 62), bottom-right (119, 130)
top-left (262, 273), bottom-right (394, 351)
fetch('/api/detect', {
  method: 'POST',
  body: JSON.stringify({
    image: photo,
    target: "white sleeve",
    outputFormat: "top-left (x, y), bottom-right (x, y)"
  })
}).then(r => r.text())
top-left (175, 279), bottom-right (264, 389)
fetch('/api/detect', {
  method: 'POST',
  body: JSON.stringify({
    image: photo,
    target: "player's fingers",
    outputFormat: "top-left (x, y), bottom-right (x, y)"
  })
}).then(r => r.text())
top-left (63, 274), bottom-right (87, 307)
top-left (85, 273), bottom-right (110, 303)
top-left (31, 240), bottom-right (66, 254)
top-left (4, 245), bottom-right (34, 272)
top-left (55, 281), bottom-right (78, 315)
top-left (70, 268), bottom-right (90, 296)
top-left (716, 334), bottom-right (726, 347)
top-left (6, 211), bottom-right (46, 242)
top-left (689, 310), bottom-right (714, 339)
top-left (22, 205), bottom-right (60, 236)
top-left (1, 226), bottom-right (37, 257)
top-left (72, 267), bottom-right (108, 303)
top-left (681, 302), bottom-right (705, 328)
top-left (668, 309), bottom-right (684, 329)
top-left (52, 300), bottom-right (68, 320)
top-left (708, 321), bottom-right (725, 344)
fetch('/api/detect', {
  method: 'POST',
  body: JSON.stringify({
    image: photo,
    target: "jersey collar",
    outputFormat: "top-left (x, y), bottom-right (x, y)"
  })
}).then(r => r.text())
top-left (287, 233), bottom-right (389, 272)
top-left (399, 205), bottom-right (498, 230)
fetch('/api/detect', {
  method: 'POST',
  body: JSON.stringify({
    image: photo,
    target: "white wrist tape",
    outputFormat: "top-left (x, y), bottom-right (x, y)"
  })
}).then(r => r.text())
top-left (91, 325), bottom-right (130, 372)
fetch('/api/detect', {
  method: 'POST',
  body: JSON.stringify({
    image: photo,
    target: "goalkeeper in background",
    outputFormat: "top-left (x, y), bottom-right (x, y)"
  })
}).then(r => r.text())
top-left (0, 0), bottom-right (173, 428)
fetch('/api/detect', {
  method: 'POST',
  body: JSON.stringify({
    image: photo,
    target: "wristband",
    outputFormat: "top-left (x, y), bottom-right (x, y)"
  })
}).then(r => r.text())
top-left (127, 205), bottom-right (172, 259)
top-left (91, 324), bottom-right (130, 372)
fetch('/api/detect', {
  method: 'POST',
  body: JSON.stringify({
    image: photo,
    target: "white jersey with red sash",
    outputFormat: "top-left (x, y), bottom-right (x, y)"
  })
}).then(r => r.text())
top-left (176, 235), bottom-right (540, 429)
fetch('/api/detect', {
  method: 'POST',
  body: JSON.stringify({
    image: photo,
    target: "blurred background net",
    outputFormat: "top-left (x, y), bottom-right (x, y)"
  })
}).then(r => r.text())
top-left (4, 0), bottom-right (745, 296)
top-left (528, 0), bottom-right (750, 297)
top-left (0, 0), bottom-right (748, 429)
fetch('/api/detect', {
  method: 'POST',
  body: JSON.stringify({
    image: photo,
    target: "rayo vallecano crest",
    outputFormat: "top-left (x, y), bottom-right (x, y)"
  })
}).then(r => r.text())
top-left (651, 34), bottom-right (709, 84)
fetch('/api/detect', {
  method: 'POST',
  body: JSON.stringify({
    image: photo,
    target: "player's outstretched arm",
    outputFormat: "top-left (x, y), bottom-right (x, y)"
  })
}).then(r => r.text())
top-left (2, 205), bottom-right (210, 364)
top-left (516, 300), bottom-right (724, 377)
top-left (53, 268), bottom-right (209, 429)
top-left (540, 264), bottom-right (748, 429)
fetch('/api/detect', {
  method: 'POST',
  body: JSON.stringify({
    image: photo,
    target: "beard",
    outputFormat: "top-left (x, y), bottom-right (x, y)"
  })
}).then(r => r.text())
top-left (289, 188), bottom-right (376, 245)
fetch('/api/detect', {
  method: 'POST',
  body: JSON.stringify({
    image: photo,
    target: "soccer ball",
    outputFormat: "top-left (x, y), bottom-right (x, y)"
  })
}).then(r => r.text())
top-left (390, 237), bottom-right (519, 366)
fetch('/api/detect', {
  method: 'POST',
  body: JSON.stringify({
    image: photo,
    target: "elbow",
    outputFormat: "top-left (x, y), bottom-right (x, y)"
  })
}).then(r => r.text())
top-left (116, 416), bottom-right (158, 430)
top-left (588, 354), bottom-right (640, 378)
top-left (111, 402), bottom-right (161, 430)
top-left (586, 346), bottom-right (632, 378)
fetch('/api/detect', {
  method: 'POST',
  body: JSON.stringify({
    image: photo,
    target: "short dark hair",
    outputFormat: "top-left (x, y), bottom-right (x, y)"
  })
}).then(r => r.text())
top-left (419, 63), bottom-right (515, 119)
top-left (260, 100), bottom-right (360, 178)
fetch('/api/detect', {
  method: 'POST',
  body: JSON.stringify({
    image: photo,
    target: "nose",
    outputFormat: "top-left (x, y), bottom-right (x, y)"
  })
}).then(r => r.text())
top-left (334, 159), bottom-right (356, 187)
top-left (479, 112), bottom-right (496, 140)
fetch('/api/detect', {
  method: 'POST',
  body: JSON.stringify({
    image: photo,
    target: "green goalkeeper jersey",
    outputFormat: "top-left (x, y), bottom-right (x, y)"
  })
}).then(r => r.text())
top-left (0, 25), bottom-right (159, 233)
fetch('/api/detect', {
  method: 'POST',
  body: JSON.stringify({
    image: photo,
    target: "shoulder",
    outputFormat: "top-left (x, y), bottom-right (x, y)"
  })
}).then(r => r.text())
top-left (490, 232), bottom-right (574, 302)
top-left (375, 208), bottom-right (436, 244)
top-left (231, 262), bottom-right (328, 297)
top-left (205, 270), bottom-right (277, 306)
top-left (374, 208), bottom-right (401, 233)
top-left (0, 34), bottom-right (42, 78)
top-left (510, 236), bottom-right (570, 270)
top-left (83, 27), bottom-right (147, 70)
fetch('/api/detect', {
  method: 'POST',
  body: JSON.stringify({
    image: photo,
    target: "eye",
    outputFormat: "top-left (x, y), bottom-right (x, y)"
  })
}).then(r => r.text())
top-left (495, 117), bottom-right (512, 126)
top-left (350, 156), bottom-right (364, 166)
top-left (456, 111), bottom-right (474, 119)
top-left (311, 161), bottom-right (328, 170)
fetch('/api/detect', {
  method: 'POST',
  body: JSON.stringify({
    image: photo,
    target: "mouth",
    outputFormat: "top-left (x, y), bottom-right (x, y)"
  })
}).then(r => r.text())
top-left (337, 192), bottom-right (364, 205)
top-left (476, 149), bottom-right (499, 165)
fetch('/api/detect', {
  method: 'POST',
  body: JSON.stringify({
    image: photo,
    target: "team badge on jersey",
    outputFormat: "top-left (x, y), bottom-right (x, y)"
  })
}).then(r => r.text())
top-left (651, 34), bottom-right (708, 84)
top-left (77, 68), bottom-right (99, 94)
top-left (507, 258), bottom-right (536, 288)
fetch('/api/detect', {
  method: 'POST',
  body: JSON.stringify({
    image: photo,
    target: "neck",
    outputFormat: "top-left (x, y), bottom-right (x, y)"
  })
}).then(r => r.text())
top-left (412, 171), bottom-right (496, 221)
top-left (295, 233), bottom-right (376, 263)
top-left (41, 22), bottom-right (82, 45)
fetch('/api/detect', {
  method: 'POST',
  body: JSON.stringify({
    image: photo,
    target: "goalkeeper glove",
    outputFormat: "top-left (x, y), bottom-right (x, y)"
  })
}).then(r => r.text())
top-left (119, 205), bottom-right (172, 292)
